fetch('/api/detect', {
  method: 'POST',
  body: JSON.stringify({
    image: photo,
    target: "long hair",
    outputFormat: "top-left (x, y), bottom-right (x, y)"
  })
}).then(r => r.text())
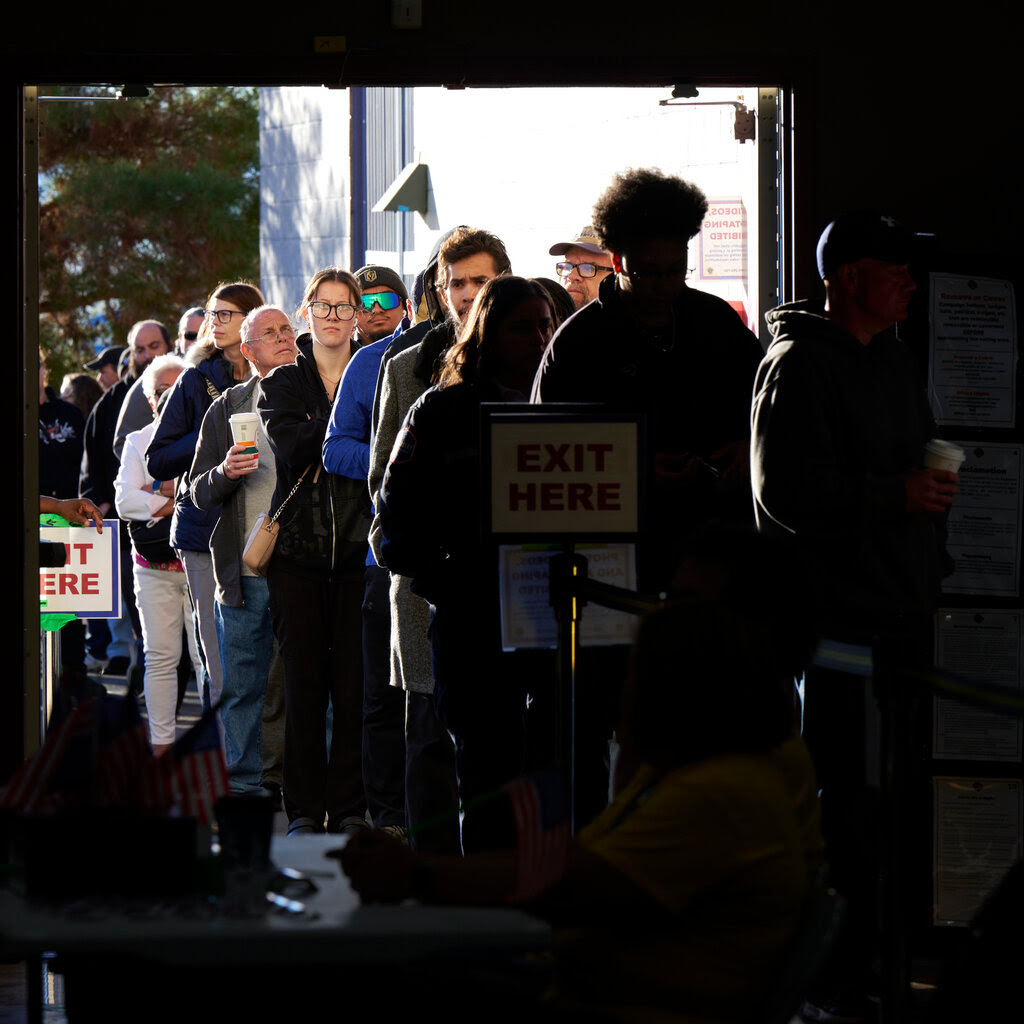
top-left (437, 276), bottom-right (553, 389)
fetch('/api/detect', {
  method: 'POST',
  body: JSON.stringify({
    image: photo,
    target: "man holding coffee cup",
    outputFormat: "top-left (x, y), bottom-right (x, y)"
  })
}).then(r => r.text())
top-left (750, 211), bottom-right (958, 1020)
top-left (189, 305), bottom-right (297, 798)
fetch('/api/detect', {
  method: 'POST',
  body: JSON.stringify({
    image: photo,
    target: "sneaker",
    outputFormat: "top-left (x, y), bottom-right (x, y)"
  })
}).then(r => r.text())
top-left (330, 815), bottom-right (370, 838)
top-left (102, 656), bottom-right (130, 676)
top-left (286, 816), bottom-right (323, 837)
top-left (378, 824), bottom-right (408, 845)
top-left (84, 653), bottom-right (108, 673)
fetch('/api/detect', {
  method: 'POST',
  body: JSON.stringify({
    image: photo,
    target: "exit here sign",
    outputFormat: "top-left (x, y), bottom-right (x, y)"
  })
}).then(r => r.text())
top-left (487, 413), bottom-right (640, 536)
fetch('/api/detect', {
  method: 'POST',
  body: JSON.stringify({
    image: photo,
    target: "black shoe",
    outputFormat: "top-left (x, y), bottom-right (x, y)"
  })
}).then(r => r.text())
top-left (261, 782), bottom-right (283, 811)
top-left (102, 656), bottom-right (130, 676)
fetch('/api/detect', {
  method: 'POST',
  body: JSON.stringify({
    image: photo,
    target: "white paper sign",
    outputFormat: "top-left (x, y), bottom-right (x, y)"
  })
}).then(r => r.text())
top-left (39, 522), bottom-right (121, 617)
top-left (933, 777), bottom-right (1022, 926)
top-left (934, 609), bottom-right (1023, 761)
top-left (929, 274), bottom-right (1017, 429)
top-left (498, 543), bottom-right (639, 650)
top-left (943, 443), bottom-right (1022, 597)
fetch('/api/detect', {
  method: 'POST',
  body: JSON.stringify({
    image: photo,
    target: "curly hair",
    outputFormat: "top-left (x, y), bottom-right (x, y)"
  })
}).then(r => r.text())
top-left (592, 168), bottom-right (708, 253)
top-left (438, 276), bottom-right (553, 389)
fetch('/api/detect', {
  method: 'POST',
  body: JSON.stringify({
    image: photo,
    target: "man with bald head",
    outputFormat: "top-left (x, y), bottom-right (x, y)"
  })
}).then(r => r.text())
top-left (191, 304), bottom-right (297, 796)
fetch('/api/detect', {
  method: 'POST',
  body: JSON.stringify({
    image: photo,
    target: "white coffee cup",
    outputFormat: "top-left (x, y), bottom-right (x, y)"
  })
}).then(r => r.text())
top-left (229, 412), bottom-right (260, 464)
top-left (923, 439), bottom-right (965, 474)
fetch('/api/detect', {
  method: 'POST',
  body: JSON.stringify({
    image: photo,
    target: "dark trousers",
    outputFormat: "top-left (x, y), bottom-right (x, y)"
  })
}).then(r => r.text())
top-left (361, 564), bottom-right (406, 828)
top-left (405, 689), bottom-right (461, 854)
top-left (430, 602), bottom-right (531, 853)
top-left (268, 561), bottom-right (366, 829)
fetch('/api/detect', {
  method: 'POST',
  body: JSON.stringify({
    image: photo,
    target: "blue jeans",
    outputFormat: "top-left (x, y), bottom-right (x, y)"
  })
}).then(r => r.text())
top-left (215, 577), bottom-right (274, 795)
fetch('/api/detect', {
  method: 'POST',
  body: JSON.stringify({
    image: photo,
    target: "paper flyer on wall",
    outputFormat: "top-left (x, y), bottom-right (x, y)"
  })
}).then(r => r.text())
top-left (928, 274), bottom-right (1017, 429)
top-left (933, 777), bottom-right (1022, 926)
top-left (942, 442), bottom-right (1022, 597)
top-left (933, 609), bottom-right (1023, 761)
top-left (498, 543), bottom-right (638, 651)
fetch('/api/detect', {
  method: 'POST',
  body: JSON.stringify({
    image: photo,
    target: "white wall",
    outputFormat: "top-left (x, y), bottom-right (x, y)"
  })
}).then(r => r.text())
top-left (259, 86), bottom-right (352, 317)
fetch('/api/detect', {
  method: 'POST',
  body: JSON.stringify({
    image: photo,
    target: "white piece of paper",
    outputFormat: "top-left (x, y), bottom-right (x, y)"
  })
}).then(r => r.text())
top-left (933, 609), bottom-right (1023, 761)
top-left (933, 777), bottom-right (1022, 926)
top-left (929, 274), bottom-right (1017, 429)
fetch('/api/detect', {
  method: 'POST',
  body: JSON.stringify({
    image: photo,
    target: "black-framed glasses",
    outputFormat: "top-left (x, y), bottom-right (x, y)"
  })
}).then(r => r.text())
top-left (360, 291), bottom-right (402, 313)
top-left (203, 309), bottom-right (246, 324)
top-left (555, 261), bottom-right (613, 279)
top-left (308, 300), bottom-right (357, 321)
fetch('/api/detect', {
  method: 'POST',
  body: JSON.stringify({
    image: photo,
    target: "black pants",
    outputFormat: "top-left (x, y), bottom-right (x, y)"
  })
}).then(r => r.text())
top-left (361, 564), bottom-right (406, 828)
top-left (268, 560), bottom-right (366, 828)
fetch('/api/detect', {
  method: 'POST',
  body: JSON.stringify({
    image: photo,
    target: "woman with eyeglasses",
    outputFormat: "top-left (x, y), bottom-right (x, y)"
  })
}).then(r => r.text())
top-left (257, 267), bottom-right (372, 836)
top-left (146, 280), bottom-right (264, 715)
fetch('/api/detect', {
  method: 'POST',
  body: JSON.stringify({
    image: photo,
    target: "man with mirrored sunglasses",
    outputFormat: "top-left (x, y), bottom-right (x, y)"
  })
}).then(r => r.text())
top-left (549, 225), bottom-right (613, 309)
top-left (355, 265), bottom-right (414, 345)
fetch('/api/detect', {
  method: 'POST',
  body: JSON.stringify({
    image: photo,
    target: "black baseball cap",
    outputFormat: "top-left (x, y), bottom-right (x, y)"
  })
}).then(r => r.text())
top-left (816, 212), bottom-right (914, 280)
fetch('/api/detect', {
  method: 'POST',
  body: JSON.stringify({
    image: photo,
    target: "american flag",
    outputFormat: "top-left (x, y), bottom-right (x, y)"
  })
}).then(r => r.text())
top-left (140, 711), bottom-right (229, 826)
top-left (0, 698), bottom-right (95, 813)
top-left (503, 769), bottom-right (570, 903)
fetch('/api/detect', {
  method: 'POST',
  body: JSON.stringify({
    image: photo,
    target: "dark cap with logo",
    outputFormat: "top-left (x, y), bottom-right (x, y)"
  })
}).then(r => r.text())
top-left (816, 212), bottom-right (914, 280)
top-left (354, 265), bottom-right (408, 303)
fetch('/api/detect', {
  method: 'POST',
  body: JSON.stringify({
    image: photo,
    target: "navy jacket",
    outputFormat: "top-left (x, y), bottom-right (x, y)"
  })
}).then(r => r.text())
top-left (146, 343), bottom-right (240, 552)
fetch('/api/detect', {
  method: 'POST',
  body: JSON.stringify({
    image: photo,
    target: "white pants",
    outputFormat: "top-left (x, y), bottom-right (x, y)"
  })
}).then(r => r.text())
top-left (133, 562), bottom-right (199, 746)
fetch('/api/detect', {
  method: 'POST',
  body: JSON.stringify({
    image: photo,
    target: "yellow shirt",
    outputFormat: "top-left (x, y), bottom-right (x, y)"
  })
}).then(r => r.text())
top-left (555, 751), bottom-right (812, 1023)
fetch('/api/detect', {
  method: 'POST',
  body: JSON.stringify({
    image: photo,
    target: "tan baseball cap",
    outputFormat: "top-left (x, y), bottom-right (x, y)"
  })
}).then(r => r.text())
top-left (549, 226), bottom-right (608, 257)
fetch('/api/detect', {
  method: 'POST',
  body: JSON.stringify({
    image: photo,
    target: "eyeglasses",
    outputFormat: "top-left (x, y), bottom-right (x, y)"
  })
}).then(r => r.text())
top-left (252, 325), bottom-right (296, 342)
top-left (183, 331), bottom-right (199, 342)
top-left (359, 291), bottom-right (402, 313)
top-left (556, 261), bottom-right (613, 279)
top-left (308, 301), bottom-right (357, 321)
top-left (203, 309), bottom-right (246, 324)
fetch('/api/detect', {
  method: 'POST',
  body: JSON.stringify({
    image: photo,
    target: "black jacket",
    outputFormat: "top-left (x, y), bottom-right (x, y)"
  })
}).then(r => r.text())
top-left (257, 335), bottom-right (370, 577)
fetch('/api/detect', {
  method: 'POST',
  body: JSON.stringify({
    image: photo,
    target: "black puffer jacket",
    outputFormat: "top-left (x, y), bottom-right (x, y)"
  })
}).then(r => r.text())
top-left (257, 335), bottom-right (370, 577)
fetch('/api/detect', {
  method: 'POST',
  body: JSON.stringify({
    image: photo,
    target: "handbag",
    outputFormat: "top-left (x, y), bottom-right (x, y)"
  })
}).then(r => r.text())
top-left (242, 462), bottom-right (314, 576)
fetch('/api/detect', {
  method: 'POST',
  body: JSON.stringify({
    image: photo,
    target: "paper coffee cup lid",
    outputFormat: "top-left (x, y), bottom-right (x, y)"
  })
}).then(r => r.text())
top-left (924, 439), bottom-right (965, 459)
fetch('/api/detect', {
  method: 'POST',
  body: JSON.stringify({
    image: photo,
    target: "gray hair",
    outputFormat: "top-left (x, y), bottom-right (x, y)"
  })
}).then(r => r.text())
top-left (141, 353), bottom-right (189, 402)
top-left (240, 304), bottom-right (290, 346)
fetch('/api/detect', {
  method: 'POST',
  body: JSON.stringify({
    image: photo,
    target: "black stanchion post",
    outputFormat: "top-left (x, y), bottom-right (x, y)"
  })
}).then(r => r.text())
top-left (550, 547), bottom-right (588, 835)
top-left (875, 635), bottom-right (910, 1024)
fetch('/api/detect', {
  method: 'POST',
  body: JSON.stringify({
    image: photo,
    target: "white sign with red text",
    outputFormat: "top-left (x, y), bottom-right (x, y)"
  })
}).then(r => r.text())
top-left (39, 521), bottom-right (121, 617)
top-left (489, 420), bottom-right (639, 535)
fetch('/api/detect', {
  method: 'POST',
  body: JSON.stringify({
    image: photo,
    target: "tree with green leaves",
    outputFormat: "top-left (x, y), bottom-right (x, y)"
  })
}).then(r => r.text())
top-left (38, 86), bottom-right (260, 385)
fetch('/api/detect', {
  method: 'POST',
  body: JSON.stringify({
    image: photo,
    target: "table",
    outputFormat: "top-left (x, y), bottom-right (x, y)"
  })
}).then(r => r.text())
top-left (1, 835), bottom-right (551, 1021)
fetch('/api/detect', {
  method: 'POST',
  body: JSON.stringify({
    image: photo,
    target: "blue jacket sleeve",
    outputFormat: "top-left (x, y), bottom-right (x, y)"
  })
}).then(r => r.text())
top-left (145, 369), bottom-right (208, 481)
top-left (322, 347), bottom-right (379, 481)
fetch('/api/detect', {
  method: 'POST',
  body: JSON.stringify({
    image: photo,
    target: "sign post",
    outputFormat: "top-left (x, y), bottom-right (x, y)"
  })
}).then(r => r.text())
top-left (484, 405), bottom-right (644, 831)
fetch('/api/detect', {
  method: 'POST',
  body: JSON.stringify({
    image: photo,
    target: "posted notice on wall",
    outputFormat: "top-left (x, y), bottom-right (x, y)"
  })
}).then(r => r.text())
top-left (933, 609), bottom-right (1022, 762)
top-left (698, 199), bottom-right (748, 281)
top-left (928, 274), bottom-right (1017, 429)
top-left (943, 442), bottom-right (1022, 597)
top-left (39, 521), bottom-right (120, 618)
top-left (498, 543), bottom-right (638, 651)
top-left (933, 777), bottom-right (1022, 926)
